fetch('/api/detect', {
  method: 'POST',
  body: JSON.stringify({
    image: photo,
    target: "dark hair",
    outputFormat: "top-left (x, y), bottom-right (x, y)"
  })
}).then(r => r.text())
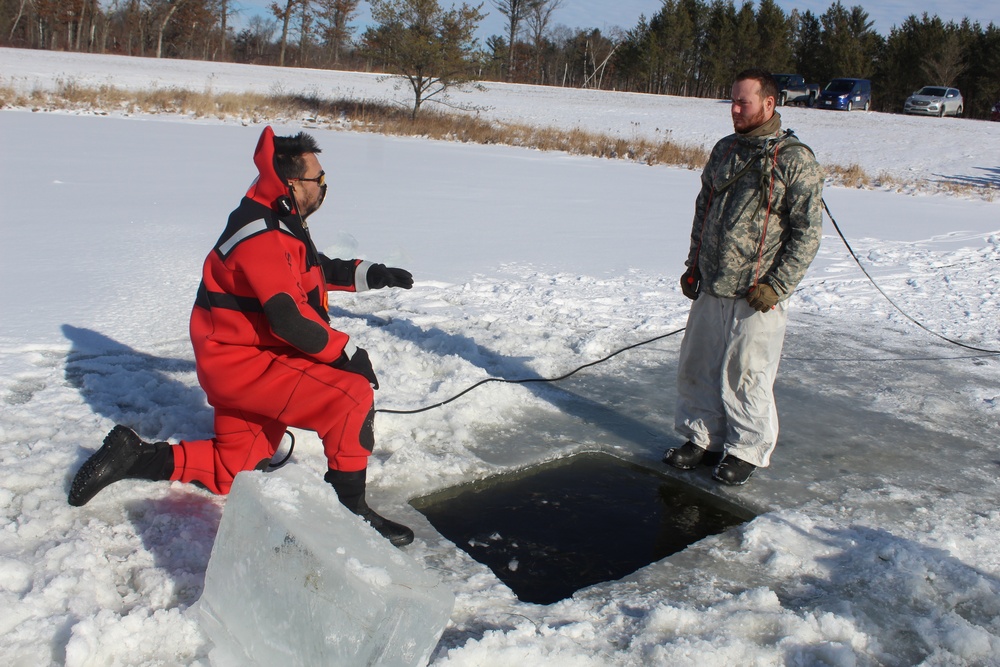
top-left (734, 68), bottom-right (779, 103)
top-left (273, 132), bottom-right (322, 180)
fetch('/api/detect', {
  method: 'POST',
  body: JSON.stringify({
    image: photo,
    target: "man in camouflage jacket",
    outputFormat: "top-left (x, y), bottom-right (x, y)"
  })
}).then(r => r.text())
top-left (664, 68), bottom-right (824, 485)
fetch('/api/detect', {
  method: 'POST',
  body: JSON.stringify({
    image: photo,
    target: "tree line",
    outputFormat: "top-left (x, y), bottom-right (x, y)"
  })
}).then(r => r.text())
top-left (609, 0), bottom-right (999, 118)
top-left (2, 0), bottom-right (998, 119)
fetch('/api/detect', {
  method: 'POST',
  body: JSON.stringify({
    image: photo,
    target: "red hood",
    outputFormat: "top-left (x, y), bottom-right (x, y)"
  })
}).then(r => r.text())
top-left (245, 126), bottom-right (295, 214)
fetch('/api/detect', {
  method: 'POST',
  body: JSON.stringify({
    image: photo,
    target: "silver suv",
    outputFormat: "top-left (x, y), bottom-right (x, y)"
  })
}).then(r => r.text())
top-left (904, 87), bottom-right (964, 117)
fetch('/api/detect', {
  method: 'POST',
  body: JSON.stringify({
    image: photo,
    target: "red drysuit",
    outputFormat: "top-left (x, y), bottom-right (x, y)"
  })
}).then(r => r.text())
top-left (171, 127), bottom-right (377, 494)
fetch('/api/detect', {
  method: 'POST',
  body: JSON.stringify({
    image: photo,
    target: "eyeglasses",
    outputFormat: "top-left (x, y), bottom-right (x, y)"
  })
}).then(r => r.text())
top-left (293, 170), bottom-right (325, 186)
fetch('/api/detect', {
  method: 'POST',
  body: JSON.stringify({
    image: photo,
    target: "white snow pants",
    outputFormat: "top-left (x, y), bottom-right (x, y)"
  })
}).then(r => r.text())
top-left (674, 292), bottom-right (789, 468)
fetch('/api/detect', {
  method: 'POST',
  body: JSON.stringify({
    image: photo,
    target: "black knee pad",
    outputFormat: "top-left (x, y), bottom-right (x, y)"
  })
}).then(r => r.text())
top-left (359, 407), bottom-right (375, 452)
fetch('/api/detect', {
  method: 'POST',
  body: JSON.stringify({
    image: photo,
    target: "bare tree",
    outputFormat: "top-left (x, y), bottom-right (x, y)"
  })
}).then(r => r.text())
top-left (155, 0), bottom-right (187, 57)
top-left (492, 0), bottom-right (530, 81)
top-left (920, 32), bottom-right (966, 86)
top-left (125, 0), bottom-right (144, 55)
top-left (270, 0), bottom-right (297, 65)
top-left (7, 0), bottom-right (32, 41)
top-left (218, 0), bottom-right (230, 58)
top-left (524, 0), bottom-right (561, 83)
top-left (297, 0), bottom-right (312, 65)
top-left (233, 14), bottom-right (278, 62)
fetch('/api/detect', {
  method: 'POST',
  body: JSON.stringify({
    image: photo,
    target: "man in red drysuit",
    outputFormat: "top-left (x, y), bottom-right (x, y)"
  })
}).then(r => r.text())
top-left (68, 127), bottom-right (416, 546)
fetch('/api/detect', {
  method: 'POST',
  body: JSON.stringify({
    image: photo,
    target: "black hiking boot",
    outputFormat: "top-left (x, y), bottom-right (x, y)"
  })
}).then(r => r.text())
top-left (68, 425), bottom-right (174, 506)
top-left (325, 469), bottom-right (415, 547)
top-left (354, 504), bottom-right (415, 548)
top-left (712, 455), bottom-right (757, 486)
top-left (663, 441), bottom-right (708, 470)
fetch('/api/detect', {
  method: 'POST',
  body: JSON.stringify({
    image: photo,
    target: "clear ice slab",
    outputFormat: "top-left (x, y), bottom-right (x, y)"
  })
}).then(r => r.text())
top-left (197, 465), bottom-right (454, 667)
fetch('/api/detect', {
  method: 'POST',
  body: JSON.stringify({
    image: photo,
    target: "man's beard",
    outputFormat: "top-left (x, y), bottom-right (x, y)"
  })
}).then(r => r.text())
top-left (300, 185), bottom-right (327, 218)
top-left (733, 107), bottom-right (767, 133)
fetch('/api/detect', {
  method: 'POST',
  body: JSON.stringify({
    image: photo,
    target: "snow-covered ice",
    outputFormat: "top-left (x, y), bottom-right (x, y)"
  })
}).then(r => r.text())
top-left (1, 48), bottom-right (1000, 666)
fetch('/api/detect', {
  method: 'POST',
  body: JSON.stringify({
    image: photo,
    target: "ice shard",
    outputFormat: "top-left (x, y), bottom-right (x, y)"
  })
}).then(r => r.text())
top-left (197, 465), bottom-right (454, 667)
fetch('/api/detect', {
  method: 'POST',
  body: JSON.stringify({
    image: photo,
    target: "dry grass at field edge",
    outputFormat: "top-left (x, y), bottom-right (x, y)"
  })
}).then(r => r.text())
top-left (1, 81), bottom-right (992, 200)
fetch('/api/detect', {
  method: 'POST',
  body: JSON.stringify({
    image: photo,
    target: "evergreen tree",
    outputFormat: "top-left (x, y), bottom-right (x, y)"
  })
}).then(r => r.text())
top-left (361, 0), bottom-right (485, 118)
top-left (701, 0), bottom-right (738, 98)
top-left (612, 16), bottom-right (652, 92)
top-left (818, 1), bottom-right (879, 81)
top-left (755, 0), bottom-right (792, 74)
top-left (877, 14), bottom-right (949, 112)
top-left (314, 0), bottom-right (360, 66)
top-left (481, 33), bottom-right (508, 79)
top-left (0, 0), bottom-right (997, 113)
top-left (876, 14), bottom-right (998, 117)
top-left (681, 0), bottom-right (710, 97)
top-left (645, 0), bottom-right (705, 96)
top-left (732, 1), bottom-right (759, 73)
top-left (792, 9), bottom-right (824, 85)
top-left (960, 22), bottom-right (1000, 118)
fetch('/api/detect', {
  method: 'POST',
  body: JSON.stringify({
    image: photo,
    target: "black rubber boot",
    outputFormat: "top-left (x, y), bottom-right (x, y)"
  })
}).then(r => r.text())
top-left (663, 442), bottom-right (706, 470)
top-left (324, 468), bottom-right (414, 547)
top-left (712, 455), bottom-right (757, 486)
top-left (68, 425), bottom-right (174, 507)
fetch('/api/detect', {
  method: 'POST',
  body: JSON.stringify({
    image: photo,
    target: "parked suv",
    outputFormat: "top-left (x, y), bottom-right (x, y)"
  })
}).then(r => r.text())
top-left (819, 78), bottom-right (872, 111)
top-left (904, 87), bottom-right (963, 117)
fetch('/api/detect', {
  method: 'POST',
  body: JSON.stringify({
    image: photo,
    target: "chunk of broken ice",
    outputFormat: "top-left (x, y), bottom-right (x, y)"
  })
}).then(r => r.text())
top-left (197, 466), bottom-right (454, 667)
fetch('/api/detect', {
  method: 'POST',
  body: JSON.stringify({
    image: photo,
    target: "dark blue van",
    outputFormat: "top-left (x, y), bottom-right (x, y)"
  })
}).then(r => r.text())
top-left (819, 78), bottom-right (872, 111)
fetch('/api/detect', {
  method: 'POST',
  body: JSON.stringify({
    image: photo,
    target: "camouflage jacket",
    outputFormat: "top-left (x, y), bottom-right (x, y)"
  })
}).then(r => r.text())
top-left (687, 121), bottom-right (824, 300)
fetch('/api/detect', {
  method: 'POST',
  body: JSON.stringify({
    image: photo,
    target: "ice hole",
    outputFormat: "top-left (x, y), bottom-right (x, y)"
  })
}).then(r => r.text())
top-left (411, 452), bottom-right (754, 605)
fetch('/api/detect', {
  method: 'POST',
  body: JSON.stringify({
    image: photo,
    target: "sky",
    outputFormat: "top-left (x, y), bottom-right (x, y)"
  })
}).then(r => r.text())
top-left (232, 0), bottom-right (997, 41)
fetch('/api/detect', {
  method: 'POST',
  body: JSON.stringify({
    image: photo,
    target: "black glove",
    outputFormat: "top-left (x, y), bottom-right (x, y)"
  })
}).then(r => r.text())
top-left (680, 267), bottom-right (701, 300)
top-left (367, 264), bottom-right (413, 290)
top-left (331, 346), bottom-right (379, 389)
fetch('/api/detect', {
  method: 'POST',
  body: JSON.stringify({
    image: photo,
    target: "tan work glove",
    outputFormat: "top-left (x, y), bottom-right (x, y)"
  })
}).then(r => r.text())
top-left (746, 283), bottom-right (779, 312)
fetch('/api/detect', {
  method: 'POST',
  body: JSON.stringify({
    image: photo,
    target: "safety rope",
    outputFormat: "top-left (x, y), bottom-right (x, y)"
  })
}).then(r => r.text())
top-left (375, 328), bottom-right (687, 415)
top-left (272, 193), bottom-right (997, 465)
top-left (372, 197), bottom-right (999, 417)
top-left (272, 329), bottom-right (690, 460)
top-left (822, 198), bottom-right (1000, 355)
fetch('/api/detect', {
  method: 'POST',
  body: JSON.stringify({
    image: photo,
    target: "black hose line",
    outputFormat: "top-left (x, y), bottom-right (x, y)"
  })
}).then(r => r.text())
top-left (275, 196), bottom-right (997, 458)
top-left (374, 198), bottom-right (999, 417)
top-left (822, 198), bottom-right (1000, 355)
top-left (375, 328), bottom-right (687, 415)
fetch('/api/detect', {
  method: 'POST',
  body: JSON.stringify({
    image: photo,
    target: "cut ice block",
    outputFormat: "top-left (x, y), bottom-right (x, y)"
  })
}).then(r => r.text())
top-left (197, 466), bottom-right (454, 667)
